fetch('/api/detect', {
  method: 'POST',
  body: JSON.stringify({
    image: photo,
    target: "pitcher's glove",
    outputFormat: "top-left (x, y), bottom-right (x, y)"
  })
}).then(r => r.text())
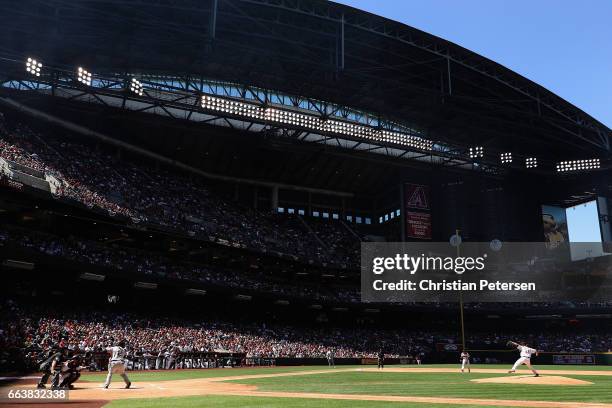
top-left (506, 341), bottom-right (516, 347)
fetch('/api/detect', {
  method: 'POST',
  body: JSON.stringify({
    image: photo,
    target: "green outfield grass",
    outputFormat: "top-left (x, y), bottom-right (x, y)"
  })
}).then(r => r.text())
top-left (229, 368), bottom-right (612, 403)
top-left (105, 394), bottom-right (523, 408)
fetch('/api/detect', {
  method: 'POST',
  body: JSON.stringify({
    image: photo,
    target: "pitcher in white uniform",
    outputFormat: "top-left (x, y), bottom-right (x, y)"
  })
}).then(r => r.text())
top-left (103, 340), bottom-right (132, 389)
top-left (507, 341), bottom-right (539, 376)
top-left (460, 351), bottom-right (470, 373)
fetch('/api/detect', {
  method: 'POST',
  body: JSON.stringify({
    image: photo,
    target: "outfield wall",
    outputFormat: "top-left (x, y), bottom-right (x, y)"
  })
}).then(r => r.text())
top-left (272, 357), bottom-right (416, 366)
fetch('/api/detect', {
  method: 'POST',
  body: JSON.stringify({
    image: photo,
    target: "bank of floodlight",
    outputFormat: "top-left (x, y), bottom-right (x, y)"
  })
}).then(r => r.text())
top-left (130, 77), bottom-right (144, 96)
top-left (77, 67), bottom-right (92, 86)
top-left (500, 152), bottom-right (513, 164)
top-left (264, 107), bottom-right (320, 128)
top-left (25, 58), bottom-right (42, 76)
top-left (525, 157), bottom-right (538, 169)
top-left (321, 118), bottom-right (374, 140)
top-left (378, 130), bottom-right (433, 151)
top-left (469, 146), bottom-right (484, 159)
top-left (556, 159), bottom-right (600, 173)
top-left (199, 94), bottom-right (433, 151)
top-left (201, 95), bottom-right (262, 118)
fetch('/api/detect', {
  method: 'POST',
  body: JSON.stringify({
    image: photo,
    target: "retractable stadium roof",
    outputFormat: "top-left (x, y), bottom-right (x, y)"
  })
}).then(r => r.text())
top-left (0, 0), bottom-right (609, 168)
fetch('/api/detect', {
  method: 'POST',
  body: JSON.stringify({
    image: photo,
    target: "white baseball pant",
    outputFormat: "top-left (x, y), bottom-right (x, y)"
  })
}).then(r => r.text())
top-left (511, 357), bottom-right (538, 374)
top-left (103, 360), bottom-right (130, 388)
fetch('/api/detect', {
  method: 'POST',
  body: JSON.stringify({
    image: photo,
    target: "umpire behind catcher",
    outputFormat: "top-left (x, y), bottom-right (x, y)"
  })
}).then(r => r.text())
top-left (37, 347), bottom-right (67, 389)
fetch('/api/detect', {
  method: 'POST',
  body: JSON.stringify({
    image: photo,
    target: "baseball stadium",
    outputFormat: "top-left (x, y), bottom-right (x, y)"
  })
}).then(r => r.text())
top-left (0, 0), bottom-right (611, 407)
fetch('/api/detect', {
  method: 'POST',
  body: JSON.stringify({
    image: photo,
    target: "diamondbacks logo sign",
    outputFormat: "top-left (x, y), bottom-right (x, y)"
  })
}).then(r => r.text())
top-left (404, 184), bottom-right (430, 210)
top-left (404, 183), bottom-right (431, 240)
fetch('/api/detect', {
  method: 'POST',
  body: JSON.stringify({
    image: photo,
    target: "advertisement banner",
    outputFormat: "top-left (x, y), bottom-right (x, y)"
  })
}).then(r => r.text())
top-left (552, 354), bottom-right (595, 365)
top-left (406, 211), bottom-right (432, 239)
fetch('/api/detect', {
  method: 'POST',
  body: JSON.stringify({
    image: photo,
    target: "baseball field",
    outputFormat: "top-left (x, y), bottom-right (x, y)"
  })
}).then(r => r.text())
top-left (5, 364), bottom-right (612, 407)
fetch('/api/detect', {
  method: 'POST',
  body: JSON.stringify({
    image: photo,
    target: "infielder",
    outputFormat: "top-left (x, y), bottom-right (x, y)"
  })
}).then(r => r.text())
top-left (460, 351), bottom-right (470, 373)
top-left (507, 341), bottom-right (539, 376)
top-left (103, 340), bottom-right (132, 389)
top-left (377, 349), bottom-right (385, 370)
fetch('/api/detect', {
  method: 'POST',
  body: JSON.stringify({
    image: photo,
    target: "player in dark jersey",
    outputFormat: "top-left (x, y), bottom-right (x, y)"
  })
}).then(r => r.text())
top-left (37, 347), bottom-right (66, 389)
top-left (377, 349), bottom-right (385, 370)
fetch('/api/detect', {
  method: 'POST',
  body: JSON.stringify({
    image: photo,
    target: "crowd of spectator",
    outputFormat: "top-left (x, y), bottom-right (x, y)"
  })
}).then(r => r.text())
top-left (3, 300), bottom-right (612, 372)
top-left (463, 332), bottom-right (612, 354)
top-left (0, 112), bottom-right (362, 268)
top-left (4, 224), bottom-right (612, 309)
top-left (1, 227), bottom-right (360, 303)
top-left (1, 300), bottom-right (431, 368)
top-left (307, 218), bottom-right (360, 268)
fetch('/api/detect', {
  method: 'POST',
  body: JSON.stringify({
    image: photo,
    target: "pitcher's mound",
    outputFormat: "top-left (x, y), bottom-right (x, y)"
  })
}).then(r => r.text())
top-left (471, 375), bottom-right (592, 386)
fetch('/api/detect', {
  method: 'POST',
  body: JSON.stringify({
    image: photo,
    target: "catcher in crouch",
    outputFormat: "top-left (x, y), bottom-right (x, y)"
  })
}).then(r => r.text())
top-left (506, 340), bottom-right (539, 376)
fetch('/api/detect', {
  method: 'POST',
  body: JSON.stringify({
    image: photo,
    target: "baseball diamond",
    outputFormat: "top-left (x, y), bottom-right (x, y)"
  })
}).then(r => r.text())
top-left (4, 366), bottom-right (612, 407)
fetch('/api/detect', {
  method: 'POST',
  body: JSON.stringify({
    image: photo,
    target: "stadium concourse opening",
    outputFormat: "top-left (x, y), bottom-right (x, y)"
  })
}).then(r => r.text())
top-left (0, 0), bottom-right (611, 407)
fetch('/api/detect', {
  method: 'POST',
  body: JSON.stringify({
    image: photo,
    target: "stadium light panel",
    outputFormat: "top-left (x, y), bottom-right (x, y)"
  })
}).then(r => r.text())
top-left (469, 146), bottom-right (484, 159)
top-left (130, 77), bottom-right (144, 96)
top-left (556, 159), bottom-right (600, 173)
top-left (77, 67), bottom-right (92, 86)
top-left (500, 152), bottom-right (512, 164)
top-left (25, 57), bottom-right (42, 76)
top-left (526, 157), bottom-right (538, 169)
